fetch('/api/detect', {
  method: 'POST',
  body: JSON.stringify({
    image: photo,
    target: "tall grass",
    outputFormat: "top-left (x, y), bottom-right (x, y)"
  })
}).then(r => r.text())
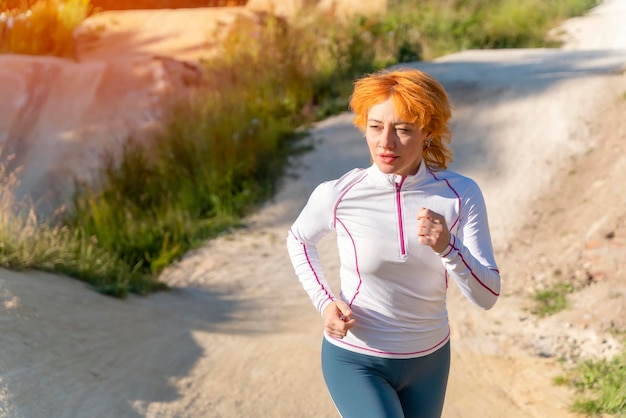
top-left (383, 0), bottom-right (600, 59)
top-left (0, 156), bottom-right (150, 296)
top-left (64, 9), bottom-right (424, 285)
top-left (67, 14), bottom-right (317, 282)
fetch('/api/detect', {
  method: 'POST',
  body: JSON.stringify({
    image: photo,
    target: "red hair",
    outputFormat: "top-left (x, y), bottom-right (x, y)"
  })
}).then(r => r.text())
top-left (350, 68), bottom-right (453, 169)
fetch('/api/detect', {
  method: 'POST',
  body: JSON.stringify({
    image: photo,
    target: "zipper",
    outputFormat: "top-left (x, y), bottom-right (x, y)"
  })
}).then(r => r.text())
top-left (395, 176), bottom-right (407, 257)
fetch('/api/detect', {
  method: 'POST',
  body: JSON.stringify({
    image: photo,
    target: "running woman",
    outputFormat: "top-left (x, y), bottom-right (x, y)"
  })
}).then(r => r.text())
top-left (286, 68), bottom-right (501, 418)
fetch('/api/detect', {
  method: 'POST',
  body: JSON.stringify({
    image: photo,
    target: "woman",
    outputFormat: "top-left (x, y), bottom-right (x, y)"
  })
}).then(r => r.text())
top-left (286, 68), bottom-right (500, 417)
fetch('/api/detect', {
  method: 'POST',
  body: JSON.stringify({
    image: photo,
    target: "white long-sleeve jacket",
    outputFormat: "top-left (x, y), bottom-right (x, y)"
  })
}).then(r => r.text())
top-left (287, 163), bottom-right (500, 359)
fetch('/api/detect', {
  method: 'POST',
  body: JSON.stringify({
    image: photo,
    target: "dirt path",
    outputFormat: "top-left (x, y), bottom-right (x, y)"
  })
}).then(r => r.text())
top-left (1, 1), bottom-right (625, 417)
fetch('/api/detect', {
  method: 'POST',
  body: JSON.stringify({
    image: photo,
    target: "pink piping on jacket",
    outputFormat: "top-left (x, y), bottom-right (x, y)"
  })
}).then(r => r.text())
top-left (429, 171), bottom-right (500, 297)
top-left (332, 174), bottom-right (367, 229)
top-left (289, 229), bottom-right (335, 310)
top-left (336, 218), bottom-right (363, 308)
top-left (447, 239), bottom-right (500, 297)
top-left (331, 329), bottom-right (451, 356)
top-left (395, 177), bottom-right (408, 256)
top-left (429, 170), bottom-right (461, 231)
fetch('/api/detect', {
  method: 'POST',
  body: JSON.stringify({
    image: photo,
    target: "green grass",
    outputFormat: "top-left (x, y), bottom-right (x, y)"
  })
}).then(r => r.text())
top-left (0, 158), bottom-right (150, 297)
top-left (555, 351), bottom-right (626, 416)
top-left (0, 0), bottom-right (602, 296)
top-left (532, 282), bottom-right (574, 318)
top-left (63, 14), bottom-right (320, 291)
top-left (384, 0), bottom-right (600, 59)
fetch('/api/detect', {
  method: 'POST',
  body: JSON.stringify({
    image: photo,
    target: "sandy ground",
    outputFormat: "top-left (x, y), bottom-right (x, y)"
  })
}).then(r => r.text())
top-left (1, 1), bottom-right (626, 417)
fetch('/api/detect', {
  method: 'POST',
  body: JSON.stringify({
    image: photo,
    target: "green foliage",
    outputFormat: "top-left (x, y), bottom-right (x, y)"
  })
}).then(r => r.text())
top-left (386, 0), bottom-right (600, 59)
top-left (0, 157), bottom-right (154, 297)
top-left (68, 14), bottom-right (309, 280)
top-left (564, 352), bottom-right (626, 416)
top-left (532, 282), bottom-right (574, 317)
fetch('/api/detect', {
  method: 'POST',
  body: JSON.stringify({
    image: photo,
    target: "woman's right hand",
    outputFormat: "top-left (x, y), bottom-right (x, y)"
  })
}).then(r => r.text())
top-left (323, 300), bottom-right (356, 339)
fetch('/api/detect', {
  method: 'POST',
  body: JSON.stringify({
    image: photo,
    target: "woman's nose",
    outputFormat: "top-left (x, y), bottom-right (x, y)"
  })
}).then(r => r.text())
top-left (378, 127), bottom-right (396, 149)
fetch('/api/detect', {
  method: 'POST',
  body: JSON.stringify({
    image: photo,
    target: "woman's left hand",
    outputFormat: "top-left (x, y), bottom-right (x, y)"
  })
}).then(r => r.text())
top-left (417, 207), bottom-right (450, 253)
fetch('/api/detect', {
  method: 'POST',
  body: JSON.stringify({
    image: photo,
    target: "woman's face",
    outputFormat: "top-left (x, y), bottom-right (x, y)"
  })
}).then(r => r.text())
top-left (365, 98), bottom-right (429, 176)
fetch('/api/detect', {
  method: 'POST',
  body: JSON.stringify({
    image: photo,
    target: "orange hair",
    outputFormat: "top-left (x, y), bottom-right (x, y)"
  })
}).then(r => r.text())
top-left (349, 68), bottom-right (453, 170)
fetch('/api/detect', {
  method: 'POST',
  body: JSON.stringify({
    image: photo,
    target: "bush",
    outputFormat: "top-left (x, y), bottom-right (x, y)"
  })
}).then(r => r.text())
top-left (67, 14), bottom-right (314, 283)
top-left (0, 0), bottom-right (92, 57)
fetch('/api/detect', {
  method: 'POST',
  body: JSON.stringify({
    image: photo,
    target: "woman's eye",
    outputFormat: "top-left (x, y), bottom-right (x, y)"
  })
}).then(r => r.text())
top-left (396, 128), bottom-right (411, 134)
top-left (368, 125), bottom-right (382, 130)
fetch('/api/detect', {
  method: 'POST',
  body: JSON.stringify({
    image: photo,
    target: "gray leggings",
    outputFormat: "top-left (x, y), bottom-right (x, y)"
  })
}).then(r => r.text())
top-left (321, 339), bottom-right (450, 418)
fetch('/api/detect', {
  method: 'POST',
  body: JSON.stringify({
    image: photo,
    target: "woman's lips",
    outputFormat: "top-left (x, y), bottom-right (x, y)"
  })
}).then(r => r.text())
top-left (378, 154), bottom-right (398, 164)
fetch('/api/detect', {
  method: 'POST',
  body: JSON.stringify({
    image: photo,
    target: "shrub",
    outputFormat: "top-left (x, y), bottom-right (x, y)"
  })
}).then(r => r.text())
top-left (0, 0), bottom-right (92, 57)
top-left (68, 13), bottom-right (312, 280)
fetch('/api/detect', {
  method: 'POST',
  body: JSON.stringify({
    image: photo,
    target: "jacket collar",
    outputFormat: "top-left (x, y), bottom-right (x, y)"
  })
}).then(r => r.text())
top-left (366, 161), bottom-right (430, 190)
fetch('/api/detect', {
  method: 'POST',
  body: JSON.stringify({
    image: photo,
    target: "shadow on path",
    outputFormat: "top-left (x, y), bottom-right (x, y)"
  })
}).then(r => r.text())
top-left (0, 268), bottom-right (258, 418)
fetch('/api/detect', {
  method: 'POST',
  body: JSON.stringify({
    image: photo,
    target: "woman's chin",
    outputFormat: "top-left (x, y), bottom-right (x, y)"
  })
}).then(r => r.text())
top-left (375, 162), bottom-right (397, 174)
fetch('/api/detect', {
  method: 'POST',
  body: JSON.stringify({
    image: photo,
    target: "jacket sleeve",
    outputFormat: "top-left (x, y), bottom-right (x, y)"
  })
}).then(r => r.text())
top-left (286, 182), bottom-right (338, 315)
top-left (437, 182), bottom-right (501, 309)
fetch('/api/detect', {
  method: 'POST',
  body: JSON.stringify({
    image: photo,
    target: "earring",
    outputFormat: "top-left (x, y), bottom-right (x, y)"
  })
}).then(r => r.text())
top-left (424, 138), bottom-right (433, 149)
